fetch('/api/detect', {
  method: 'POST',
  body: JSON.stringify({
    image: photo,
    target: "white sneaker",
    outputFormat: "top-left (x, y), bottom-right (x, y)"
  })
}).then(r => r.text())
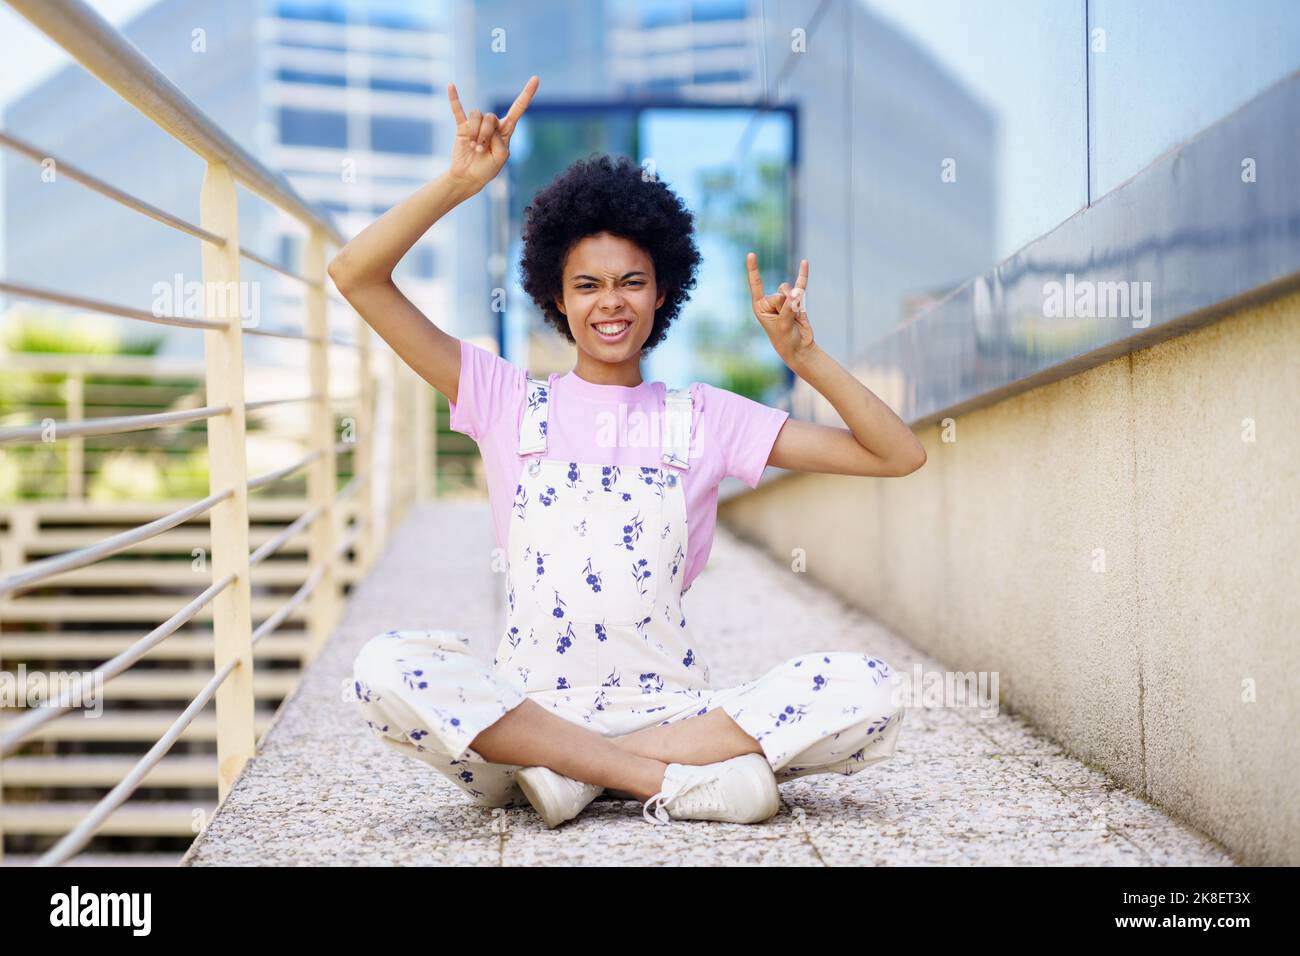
top-left (642, 752), bottom-right (781, 825)
top-left (515, 765), bottom-right (605, 829)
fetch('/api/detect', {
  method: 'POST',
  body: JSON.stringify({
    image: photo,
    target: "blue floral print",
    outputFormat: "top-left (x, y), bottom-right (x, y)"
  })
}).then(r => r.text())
top-left (669, 544), bottom-right (684, 583)
top-left (638, 466), bottom-right (665, 497)
top-left (631, 557), bottom-right (652, 597)
top-left (546, 589), bottom-right (566, 619)
top-left (347, 379), bottom-right (904, 811)
top-left (582, 557), bottom-right (603, 594)
top-left (638, 672), bottom-right (664, 694)
top-left (618, 512), bottom-right (645, 550)
top-left (555, 621), bottom-right (575, 654)
top-left (526, 387), bottom-right (547, 415)
top-left (398, 663), bottom-right (428, 691)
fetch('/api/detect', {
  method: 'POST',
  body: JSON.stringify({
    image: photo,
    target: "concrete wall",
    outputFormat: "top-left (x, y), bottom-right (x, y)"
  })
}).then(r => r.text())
top-left (719, 288), bottom-right (1300, 865)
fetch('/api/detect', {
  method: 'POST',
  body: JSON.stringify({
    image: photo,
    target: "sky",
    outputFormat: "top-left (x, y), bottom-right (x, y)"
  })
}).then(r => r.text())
top-left (0, 0), bottom-right (161, 110)
top-left (0, 0), bottom-right (161, 285)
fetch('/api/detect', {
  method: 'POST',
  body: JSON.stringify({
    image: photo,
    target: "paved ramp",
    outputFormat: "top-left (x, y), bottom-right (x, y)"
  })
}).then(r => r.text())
top-left (181, 501), bottom-right (1236, 866)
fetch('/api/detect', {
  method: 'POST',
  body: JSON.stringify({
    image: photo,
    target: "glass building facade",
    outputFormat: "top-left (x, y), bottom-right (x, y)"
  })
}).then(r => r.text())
top-left (3, 0), bottom-right (1297, 403)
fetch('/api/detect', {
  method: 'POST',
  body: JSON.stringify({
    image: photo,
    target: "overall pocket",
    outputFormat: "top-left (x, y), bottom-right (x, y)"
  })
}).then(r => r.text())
top-left (521, 465), bottom-right (663, 627)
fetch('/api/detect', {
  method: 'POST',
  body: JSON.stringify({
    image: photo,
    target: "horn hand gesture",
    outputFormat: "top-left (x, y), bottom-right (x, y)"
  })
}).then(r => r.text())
top-left (747, 254), bottom-right (813, 365)
top-left (446, 74), bottom-right (539, 194)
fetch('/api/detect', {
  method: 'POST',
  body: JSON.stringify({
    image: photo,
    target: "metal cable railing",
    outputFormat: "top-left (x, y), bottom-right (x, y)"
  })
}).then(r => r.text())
top-left (0, 0), bottom-right (419, 866)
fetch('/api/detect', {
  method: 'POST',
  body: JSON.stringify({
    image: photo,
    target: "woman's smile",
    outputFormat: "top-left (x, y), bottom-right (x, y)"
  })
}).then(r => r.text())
top-left (592, 318), bottom-right (633, 342)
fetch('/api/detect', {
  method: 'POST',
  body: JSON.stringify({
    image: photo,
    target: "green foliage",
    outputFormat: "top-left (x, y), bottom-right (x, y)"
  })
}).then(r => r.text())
top-left (0, 309), bottom-right (214, 502)
top-left (691, 312), bottom-right (785, 403)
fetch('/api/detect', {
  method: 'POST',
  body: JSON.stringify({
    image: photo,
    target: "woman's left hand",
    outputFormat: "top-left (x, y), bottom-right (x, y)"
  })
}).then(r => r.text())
top-left (747, 254), bottom-right (814, 366)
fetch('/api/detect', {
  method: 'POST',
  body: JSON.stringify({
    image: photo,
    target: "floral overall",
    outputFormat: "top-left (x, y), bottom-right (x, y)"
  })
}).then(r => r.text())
top-left (494, 372), bottom-right (712, 709)
top-left (351, 375), bottom-right (906, 809)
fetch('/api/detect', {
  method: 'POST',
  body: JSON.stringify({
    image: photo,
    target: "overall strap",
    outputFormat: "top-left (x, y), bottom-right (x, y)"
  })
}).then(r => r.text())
top-left (517, 374), bottom-right (552, 455)
top-left (661, 385), bottom-right (694, 470)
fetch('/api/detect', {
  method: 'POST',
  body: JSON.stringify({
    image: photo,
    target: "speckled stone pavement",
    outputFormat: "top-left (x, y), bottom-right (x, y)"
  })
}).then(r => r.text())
top-left (181, 501), bottom-right (1238, 866)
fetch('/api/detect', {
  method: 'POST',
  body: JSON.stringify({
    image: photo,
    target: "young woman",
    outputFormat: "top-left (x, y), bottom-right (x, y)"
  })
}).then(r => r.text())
top-left (334, 75), bottom-right (927, 829)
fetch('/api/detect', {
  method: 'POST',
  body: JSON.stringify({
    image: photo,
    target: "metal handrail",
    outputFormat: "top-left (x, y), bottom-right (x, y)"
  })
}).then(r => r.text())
top-left (0, 130), bottom-right (227, 246)
top-left (0, 280), bottom-right (356, 346)
top-left (0, 130), bottom-right (325, 284)
top-left (34, 657), bottom-right (239, 867)
top-left (238, 246), bottom-right (320, 287)
top-left (0, 0), bottom-right (405, 867)
top-left (0, 279), bottom-right (228, 332)
top-left (2, 0), bottom-right (344, 246)
top-left (0, 478), bottom-right (363, 754)
top-left (26, 514), bottom-right (364, 866)
top-left (246, 447), bottom-right (324, 491)
top-left (0, 488), bottom-right (236, 597)
top-left (0, 573), bottom-right (238, 753)
top-left (0, 444), bottom-right (344, 598)
top-left (0, 405), bottom-right (233, 445)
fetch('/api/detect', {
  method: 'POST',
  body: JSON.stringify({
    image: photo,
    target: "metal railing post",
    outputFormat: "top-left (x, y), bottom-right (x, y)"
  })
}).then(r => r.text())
top-left (355, 314), bottom-right (375, 574)
top-left (390, 354), bottom-right (409, 534)
top-left (305, 228), bottom-right (339, 661)
top-left (66, 369), bottom-right (84, 499)
top-left (415, 354), bottom-right (431, 503)
top-left (403, 362), bottom-right (418, 516)
top-left (199, 161), bottom-right (256, 803)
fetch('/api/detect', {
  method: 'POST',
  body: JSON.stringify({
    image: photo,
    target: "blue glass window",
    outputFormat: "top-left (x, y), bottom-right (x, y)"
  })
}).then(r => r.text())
top-left (277, 38), bottom-right (347, 53)
top-left (279, 108), bottom-right (348, 148)
top-left (370, 116), bottom-right (433, 154)
top-left (277, 68), bottom-right (347, 87)
top-left (367, 9), bottom-right (435, 29)
top-left (691, 0), bottom-right (749, 22)
top-left (369, 77), bottom-right (436, 95)
top-left (276, 1), bottom-right (347, 24)
top-left (693, 69), bottom-right (747, 84)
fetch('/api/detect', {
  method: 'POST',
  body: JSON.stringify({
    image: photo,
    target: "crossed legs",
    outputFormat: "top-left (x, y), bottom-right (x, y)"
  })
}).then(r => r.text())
top-left (467, 698), bottom-right (765, 803)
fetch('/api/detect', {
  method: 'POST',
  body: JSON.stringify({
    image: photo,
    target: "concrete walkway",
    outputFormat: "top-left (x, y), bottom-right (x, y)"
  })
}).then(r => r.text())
top-left (182, 501), bottom-right (1238, 866)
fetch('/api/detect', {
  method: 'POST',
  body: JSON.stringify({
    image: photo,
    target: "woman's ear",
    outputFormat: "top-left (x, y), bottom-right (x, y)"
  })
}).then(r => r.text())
top-left (554, 295), bottom-right (566, 317)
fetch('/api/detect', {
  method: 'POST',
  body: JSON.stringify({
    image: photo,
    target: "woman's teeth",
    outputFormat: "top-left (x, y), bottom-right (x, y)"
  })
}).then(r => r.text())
top-left (594, 320), bottom-right (630, 338)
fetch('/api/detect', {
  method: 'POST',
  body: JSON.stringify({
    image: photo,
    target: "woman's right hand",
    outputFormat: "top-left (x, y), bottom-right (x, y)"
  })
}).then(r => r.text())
top-left (445, 75), bottom-right (539, 194)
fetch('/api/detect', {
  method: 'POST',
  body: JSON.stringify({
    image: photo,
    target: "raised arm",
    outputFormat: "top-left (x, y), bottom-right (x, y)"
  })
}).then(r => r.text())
top-left (746, 254), bottom-right (927, 478)
top-left (327, 75), bottom-right (539, 403)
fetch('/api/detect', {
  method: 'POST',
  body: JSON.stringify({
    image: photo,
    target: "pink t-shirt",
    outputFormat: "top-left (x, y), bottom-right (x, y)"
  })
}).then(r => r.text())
top-left (448, 338), bottom-right (789, 594)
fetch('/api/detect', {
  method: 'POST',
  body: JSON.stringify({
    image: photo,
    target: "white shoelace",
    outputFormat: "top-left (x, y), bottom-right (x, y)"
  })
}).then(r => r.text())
top-left (641, 769), bottom-right (724, 825)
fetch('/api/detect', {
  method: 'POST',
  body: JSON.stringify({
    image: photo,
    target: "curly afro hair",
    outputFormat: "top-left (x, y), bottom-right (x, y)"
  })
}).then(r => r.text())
top-left (519, 153), bottom-right (702, 353)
